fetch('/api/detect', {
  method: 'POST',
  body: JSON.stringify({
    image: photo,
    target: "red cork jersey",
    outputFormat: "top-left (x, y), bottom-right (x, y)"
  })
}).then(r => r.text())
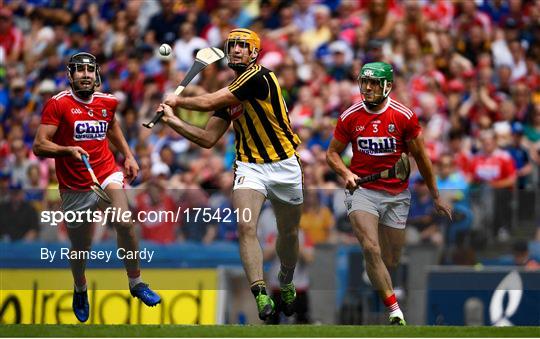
top-left (41, 90), bottom-right (119, 190)
top-left (334, 98), bottom-right (421, 194)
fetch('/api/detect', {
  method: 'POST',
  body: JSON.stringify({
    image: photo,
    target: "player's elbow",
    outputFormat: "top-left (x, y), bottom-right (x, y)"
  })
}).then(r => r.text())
top-left (200, 136), bottom-right (217, 149)
top-left (205, 138), bottom-right (220, 149)
top-left (32, 140), bottom-right (43, 157)
top-left (200, 140), bottom-right (213, 149)
top-left (201, 129), bottom-right (223, 149)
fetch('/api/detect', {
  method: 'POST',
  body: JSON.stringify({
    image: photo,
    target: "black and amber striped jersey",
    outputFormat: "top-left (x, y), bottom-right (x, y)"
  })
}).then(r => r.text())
top-left (214, 64), bottom-right (301, 164)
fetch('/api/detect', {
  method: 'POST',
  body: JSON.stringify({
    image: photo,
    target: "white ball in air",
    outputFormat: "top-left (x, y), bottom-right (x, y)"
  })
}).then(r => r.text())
top-left (159, 43), bottom-right (172, 56)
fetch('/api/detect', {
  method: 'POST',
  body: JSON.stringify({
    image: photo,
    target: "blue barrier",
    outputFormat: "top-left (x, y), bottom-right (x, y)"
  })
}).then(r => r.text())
top-left (427, 268), bottom-right (540, 326)
top-left (480, 255), bottom-right (514, 266)
top-left (336, 245), bottom-right (362, 307)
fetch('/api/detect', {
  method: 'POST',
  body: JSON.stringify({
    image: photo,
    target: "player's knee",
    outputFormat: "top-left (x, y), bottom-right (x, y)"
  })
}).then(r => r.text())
top-left (278, 225), bottom-right (298, 239)
top-left (237, 221), bottom-right (257, 238)
top-left (113, 221), bottom-right (133, 235)
top-left (362, 241), bottom-right (382, 262)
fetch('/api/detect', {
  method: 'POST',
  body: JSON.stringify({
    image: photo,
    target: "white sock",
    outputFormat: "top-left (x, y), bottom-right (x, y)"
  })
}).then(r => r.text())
top-left (74, 284), bottom-right (87, 293)
top-left (389, 308), bottom-right (404, 319)
top-left (129, 276), bottom-right (142, 289)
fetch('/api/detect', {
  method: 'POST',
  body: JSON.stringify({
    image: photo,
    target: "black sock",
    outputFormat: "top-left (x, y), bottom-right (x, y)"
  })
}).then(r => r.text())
top-left (250, 280), bottom-right (267, 298)
top-left (278, 264), bottom-right (295, 285)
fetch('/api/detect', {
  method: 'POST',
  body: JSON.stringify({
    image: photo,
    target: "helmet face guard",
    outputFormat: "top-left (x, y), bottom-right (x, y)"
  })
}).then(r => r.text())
top-left (358, 62), bottom-right (393, 107)
top-left (224, 29), bottom-right (260, 72)
top-left (67, 52), bottom-right (101, 98)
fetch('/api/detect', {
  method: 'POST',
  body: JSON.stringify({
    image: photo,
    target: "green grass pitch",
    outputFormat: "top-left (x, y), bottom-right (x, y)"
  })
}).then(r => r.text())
top-left (1, 325), bottom-right (539, 337)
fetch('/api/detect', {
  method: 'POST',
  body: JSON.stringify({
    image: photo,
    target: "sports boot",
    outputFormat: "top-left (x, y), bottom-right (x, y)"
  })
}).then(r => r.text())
top-left (280, 282), bottom-right (297, 316)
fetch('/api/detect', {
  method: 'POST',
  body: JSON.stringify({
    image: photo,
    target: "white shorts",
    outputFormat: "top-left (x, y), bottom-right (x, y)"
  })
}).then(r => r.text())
top-left (60, 171), bottom-right (124, 228)
top-left (344, 187), bottom-right (411, 229)
top-left (233, 155), bottom-right (304, 205)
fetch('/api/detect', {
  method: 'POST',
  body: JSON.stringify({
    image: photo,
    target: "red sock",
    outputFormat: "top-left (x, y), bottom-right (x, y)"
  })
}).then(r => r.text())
top-left (74, 275), bottom-right (86, 287)
top-left (127, 269), bottom-right (140, 279)
top-left (74, 275), bottom-right (87, 292)
top-left (383, 293), bottom-right (400, 313)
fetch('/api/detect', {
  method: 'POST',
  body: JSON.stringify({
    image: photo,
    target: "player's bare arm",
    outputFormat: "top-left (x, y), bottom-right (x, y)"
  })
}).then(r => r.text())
top-left (33, 124), bottom-right (88, 160)
top-left (160, 103), bottom-right (229, 149)
top-left (407, 136), bottom-right (452, 220)
top-left (326, 137), bottom-right (359, 191)
top-left (106, 117), bottom-right (139, 183)
top-left (163, 87), bottom-right (240, 112)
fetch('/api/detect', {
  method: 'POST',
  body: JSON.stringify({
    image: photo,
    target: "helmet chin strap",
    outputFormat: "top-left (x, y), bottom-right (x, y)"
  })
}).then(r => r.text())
top-left (71, 79), bottom-right (95, 99)
top-left (228, 62), bottom-right (248, 72)
top-left (74, 89), bottom-right (93, 100)
top-left (364, 100), bottom-right (382, 109)
top-left (361, 89), bottom-right (385, 108)
top-left (364, 96), bottom-right (385, 108)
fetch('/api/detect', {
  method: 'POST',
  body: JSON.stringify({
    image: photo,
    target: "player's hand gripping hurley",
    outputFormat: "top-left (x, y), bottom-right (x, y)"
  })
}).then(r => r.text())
top-left (143, 47), bottom-right (225, 128)
top-left (81, 154), bottom-right (113, 204)
top-left (355, 152), bottom-right (411, 185)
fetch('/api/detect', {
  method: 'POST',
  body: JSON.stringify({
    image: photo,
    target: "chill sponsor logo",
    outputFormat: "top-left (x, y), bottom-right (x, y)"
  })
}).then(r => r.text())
top-left (74, 120), bottom-right (108, 141)
top-left (356, 136), bottom-right (397, 155)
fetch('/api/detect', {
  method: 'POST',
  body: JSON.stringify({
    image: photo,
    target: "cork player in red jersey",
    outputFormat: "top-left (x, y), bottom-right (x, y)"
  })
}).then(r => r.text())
top-left (33, 52), bottom-right (161, 322)
top-left (326, 62), bottom-right (452, 325)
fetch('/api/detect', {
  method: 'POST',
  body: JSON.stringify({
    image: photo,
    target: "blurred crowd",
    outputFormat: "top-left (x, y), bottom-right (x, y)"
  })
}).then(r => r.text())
top-left (1, 0), bottom-right (540, 265)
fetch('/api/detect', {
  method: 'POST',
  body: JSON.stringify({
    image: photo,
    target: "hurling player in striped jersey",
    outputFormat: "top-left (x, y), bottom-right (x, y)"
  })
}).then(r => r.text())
top-left (160, 29), bottom-right (302, 321)
top-left (327, 62), bottom-right (452, 325)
